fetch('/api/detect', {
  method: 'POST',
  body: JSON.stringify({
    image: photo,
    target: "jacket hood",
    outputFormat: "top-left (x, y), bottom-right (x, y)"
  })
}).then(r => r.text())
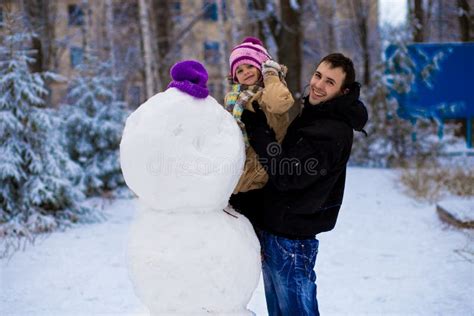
top-left (303, 82), bottom-right (368, 132)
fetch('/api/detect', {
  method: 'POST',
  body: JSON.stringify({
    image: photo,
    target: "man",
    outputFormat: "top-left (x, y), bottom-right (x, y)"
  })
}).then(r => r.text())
top-left (241, 53), bottom-right (368, 315)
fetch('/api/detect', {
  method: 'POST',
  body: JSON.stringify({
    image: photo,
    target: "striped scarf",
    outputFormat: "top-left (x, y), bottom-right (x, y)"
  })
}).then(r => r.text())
top-left (225, 84), bottom-right (263, 148)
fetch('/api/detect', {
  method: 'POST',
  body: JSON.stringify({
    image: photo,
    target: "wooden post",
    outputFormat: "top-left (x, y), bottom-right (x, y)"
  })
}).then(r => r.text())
top-left (467, 117), bottom-right (472, 148)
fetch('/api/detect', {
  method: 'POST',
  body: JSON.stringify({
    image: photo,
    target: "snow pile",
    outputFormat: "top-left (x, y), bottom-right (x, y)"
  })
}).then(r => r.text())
top-left (120, 85), bottom-right (261, 315)
top-left (120, 88), bottom-right (244, 211)
top-left (128, 204), bottom-right (261, 315)
top-left (2, 169), bottom-right (474, 315)
top-left (437, 197), bottom-right (474, 223)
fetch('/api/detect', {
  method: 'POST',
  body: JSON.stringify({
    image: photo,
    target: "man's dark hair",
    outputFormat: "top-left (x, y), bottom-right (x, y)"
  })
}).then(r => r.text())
top-left (317, 53), bottom-right (355, 91)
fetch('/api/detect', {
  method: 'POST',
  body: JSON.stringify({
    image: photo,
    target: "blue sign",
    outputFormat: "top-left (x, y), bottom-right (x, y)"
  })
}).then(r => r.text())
top-left (385, 42), bottom-right (474, 147)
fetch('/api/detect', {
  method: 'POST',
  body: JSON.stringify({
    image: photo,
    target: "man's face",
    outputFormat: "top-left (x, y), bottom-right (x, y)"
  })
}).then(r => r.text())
top-left (308, 61), bottom-right (346, 105)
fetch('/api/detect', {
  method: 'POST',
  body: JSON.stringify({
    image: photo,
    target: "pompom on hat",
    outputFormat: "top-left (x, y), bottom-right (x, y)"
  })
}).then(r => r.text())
top-left (167, 60), bottom-right (209, 98)
top-left (229, 37), bottom-right (271, 82)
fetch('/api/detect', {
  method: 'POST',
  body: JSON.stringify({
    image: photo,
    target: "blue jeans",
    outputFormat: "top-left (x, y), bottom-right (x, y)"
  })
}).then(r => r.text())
top-left (258, 230), bottom-right (320, 316)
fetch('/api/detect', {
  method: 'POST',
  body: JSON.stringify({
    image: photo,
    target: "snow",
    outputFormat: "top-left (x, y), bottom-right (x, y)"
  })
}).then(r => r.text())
top-left (316, 168), bottom-right (473, 315)
top-left (0, 32), bottom-right (92, 237)
top-left (128, 204), bottom-right (261, 315)
top-left (379, 0), bottom-right (407, 27)
top-left (61, 57), bottom-right (127, 195)
top-left (289, 0), bottom-right (300, 11)
top-left (120, 86), bottom-right (259, 315)
top-left (1, 168), bottom-right (473, 315)
top-left (120, 88), bottom-right (244, 211)
top-left (437, 198), bottom-right (474, 224)
top-left (0, 198), bottom-right (147, 316)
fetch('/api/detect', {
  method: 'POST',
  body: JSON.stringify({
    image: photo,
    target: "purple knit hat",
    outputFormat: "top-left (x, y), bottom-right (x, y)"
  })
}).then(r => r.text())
top-left (167, 60), bottom-right (209, 98)
top-left (229, 37), bottom-right (271, 82)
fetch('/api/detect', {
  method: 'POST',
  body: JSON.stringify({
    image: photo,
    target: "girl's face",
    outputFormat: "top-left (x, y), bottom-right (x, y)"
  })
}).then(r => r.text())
top-left (235, 64), bottom-right (260, 85)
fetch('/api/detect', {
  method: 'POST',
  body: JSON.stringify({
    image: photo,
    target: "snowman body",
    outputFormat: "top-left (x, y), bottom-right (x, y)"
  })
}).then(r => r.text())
top-left (121, 88), bottom-right (261, 315)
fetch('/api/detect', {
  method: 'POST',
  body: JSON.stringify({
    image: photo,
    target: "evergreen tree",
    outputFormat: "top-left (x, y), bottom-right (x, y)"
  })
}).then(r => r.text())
top-left (0, 14), bottom-right (93, 253)
top-left (61, 55), bottom-right (127, 196)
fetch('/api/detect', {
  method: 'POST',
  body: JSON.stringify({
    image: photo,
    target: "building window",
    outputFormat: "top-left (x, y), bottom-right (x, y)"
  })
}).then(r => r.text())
top-left (70, 47), bottom-right (84, 68)
top-left (128, 85), bottom-right (141, 109)
top-left (203, 0), bottom-right (217, 21)
top-left (221, 0), bottom-right (227, 21)
top-left (171, 1), bottom-right (182, 23)
top-left (113, 3), bottom-right (138, 26)
top-left (204, 41), bottom-right (220, 64)
top-left (172, 1), bottom-right (181, 15)
top-left (68, 4), bottom-right (84, 26)
top-left (0, 7), bottom-right (3, 28)
top-left (247, 0), bottom-right (255, 11)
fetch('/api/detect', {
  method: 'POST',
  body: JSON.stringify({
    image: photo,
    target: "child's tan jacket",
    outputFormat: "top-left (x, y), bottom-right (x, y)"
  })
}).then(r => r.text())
top-left (224, 74), bottom-right (294, 193)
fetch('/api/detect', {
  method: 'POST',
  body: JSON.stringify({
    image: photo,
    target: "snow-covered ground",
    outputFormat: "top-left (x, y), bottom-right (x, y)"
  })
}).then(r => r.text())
top-left (1, 167), bottom-right (473, 315)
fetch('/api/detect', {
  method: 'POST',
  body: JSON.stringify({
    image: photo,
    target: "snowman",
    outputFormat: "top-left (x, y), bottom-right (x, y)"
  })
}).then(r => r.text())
top-left (120, 60), bottom-right (261, 315)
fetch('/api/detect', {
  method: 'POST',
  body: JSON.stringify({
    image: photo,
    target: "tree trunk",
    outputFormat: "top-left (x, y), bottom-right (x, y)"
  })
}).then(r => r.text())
top-left (251, 0), bottom-right (278, 57)
top-left (227, 0), bottom-right (240, 46)
top-left (412, 0), bottom-right (425, 42)
top-left (138, 0), bottom-right (157, 98)
top-left (278, 0), bottom-right (302, 101)
top-left (152, 0), bottom-right (169, 87)
top-left (251, 0), bottom-right (302, 116)
top-left (351, 0), bottom-right (371, 85)
top-left (23, 0), bottom-right (58, 72)
top-left (151, 0), bottom-right (207, 90)
top-left (361, 20), bottom-right (370, 86)
top-left (152, 2), bottom-right (210, 87)
top-left (217, 0), bottom-right (228, 99)
top-left (456, 0), bottom-right (470, 139)
top-left (457, 0), bottom-right (471, 41)
top-left (328, 0), bottom-right (337, 53)
top-left (104, 0), bottom-right (114, 63)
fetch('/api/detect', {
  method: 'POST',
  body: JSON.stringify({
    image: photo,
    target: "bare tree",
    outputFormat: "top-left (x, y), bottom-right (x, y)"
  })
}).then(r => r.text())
top-left (217, 0), bottom-right (229, 97)
top-left (149, 1), bottom-right (217, 89)
top-left (251, 0), bottom-right (302, 102)
top-left (327, 0), bottom-right (337, 53)
top-left (250, 0), bottom-right (278, 52)
top-left (278, 0), bottom-right (302, 99)
top-left (22, 0), bottom-right (60, 73)
top-left (104, 0), bottom-right (115, 66)
top-left (456, 0), bottom-right (471, 139)
top-left (302, 0), bottom-right (338, 66)
top-left (227, 0), bottom-right (243, 46)
top-left (410, 0), bottom-right (425, 42)
top-left (138, 0), bottom-right (159, 98)
top-left (457, 0), bottom-right (471, 41)
top-left (151, 0), bottom-right (171, 86)
top-left (349, 0), bottom-right (371, 85)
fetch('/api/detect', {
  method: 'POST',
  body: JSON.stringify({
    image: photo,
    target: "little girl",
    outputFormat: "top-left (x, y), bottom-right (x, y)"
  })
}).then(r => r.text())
top-left (224, 37), bottom-right (294, 194)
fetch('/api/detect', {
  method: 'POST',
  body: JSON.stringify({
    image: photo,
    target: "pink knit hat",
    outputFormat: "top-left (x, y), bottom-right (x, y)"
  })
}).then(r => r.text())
top-left (229, 37), bottom-right (271, 82)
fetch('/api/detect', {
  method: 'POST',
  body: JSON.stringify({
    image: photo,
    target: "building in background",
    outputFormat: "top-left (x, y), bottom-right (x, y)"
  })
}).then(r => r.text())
top-left (162, 0), bottom-right (252, 102)
top-left (1, 0), bottom-right (256, 107)
top-left (1, 0), bottom-right (383, 107)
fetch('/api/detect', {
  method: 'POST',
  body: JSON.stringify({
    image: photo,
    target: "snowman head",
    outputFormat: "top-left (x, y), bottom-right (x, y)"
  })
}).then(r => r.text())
top-left (120, 60), bottom-right (245, 212)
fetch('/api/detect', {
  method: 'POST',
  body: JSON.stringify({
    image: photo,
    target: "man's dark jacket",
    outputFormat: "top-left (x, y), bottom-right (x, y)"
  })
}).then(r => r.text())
top-left (238, 83), bottom-right (368, 239)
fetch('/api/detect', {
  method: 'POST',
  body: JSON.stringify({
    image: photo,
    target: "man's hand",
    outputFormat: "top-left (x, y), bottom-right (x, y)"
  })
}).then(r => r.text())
top-left (241, 101), bottom-right (270, 135)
